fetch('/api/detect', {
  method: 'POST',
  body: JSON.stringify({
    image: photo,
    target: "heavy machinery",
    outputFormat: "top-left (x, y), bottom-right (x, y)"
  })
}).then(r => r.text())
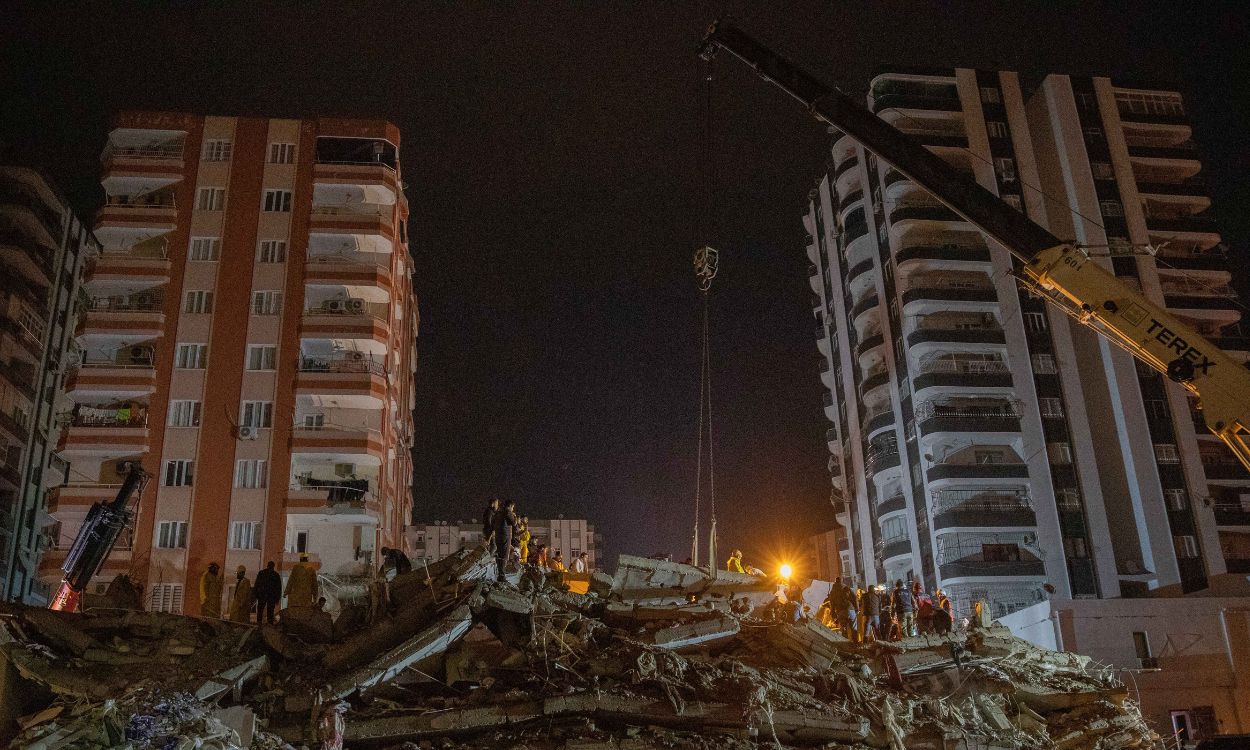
top-left (699, 20), bottom-right (1250, 471)
top-left (48, 461), bottom-right (148, 611)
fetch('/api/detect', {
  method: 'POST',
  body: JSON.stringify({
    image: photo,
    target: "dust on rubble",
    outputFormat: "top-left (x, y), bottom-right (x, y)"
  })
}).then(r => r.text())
top-left (0, 549), bottom-right (1157, 749)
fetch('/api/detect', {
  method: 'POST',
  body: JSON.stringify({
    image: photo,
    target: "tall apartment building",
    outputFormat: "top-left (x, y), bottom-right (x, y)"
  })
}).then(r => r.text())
top-left (806, 70), bottom-right (1245, 617)
top-left (39, 112), bottom-right (418, 614)
top-left (0, 167), bottom-right (97, 603)
top-left (406, 517), bottom-right (602, 569)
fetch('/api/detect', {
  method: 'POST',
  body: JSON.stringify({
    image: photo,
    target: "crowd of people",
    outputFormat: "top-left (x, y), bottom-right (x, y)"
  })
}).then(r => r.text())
top-left (196, 553), bottom-right (320, 625)
top-left (817, 577), bottom-right (954, 642)
top-left (482, 497), bottom-right (590, 581)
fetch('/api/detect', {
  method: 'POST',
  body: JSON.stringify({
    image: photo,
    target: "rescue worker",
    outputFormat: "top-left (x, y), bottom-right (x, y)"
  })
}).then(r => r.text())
top-left (573, 551), bottom-right (588, 573)
top-left (913, 580), bottom-right (934, 635)
top-left (199, 562), bottom-right (224, 618)
top-left (482, 497), bottom-right (501, 542)
top-left (550, 551), bottom-right (567, 572)
top-left (862, 583), bottom-right (882, 641)
top-left (933, 588), bottom-right (953, 635)
top-left (517, 518), bottom-right (532, 565)
top-left (535, 544), bottom-right (549, 568)
top-left (825, 577), bottom-right (845, 634)
top-left (492, 498), bottom-right (517, 581)
top-left (286, 552), bottom-right (319, 608)
top-left (892, 579), bottom-right (915, 638)
top-left (254, 561), bottom-right (282, 624)
top-left (726, 549), bottom-right (746, 574)
top-left (229, 565), bottom-right (254, 623)
top-left (379, 547), bottom-right (412, 577)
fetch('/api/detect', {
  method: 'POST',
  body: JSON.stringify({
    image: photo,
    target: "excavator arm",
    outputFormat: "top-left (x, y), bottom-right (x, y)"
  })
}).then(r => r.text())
top-left (700, 20), bottom-right (1250, 470)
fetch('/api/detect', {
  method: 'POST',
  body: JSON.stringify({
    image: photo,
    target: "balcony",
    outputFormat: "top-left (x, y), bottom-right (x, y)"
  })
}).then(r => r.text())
top-left (890, 202), bottom-right (963, 225)
top-left (913, 359), bottom-right (1012, 391)
top-left (871, 93), bottom-right (961, 114)
top-left (308, 206), bottom-right (396, 255)
top-left (301, 302), bottom-right (391, 356)
top-left (87, 248), bottom-right (172, 290)
top-left (933, 496), bottom-right (1036, 530)
top-left (902, 285), bottom-right (997, 310)
top-left (94, 194), bottom-right (178, 249)
top-left (878, 536), bottom-right (912, 560)
top-left (837, 188), bottom-right (864, 216)
top-left (45, 482), bottom-right (124, 513)
top-left (58, 407), bottom-right (150, 457)
top-left (915, 400), bottom-right (1022, 437)
top-left (865, 444), bottom-right (900, 474)
top-left (850, 293), bottom-right (879, 320)
top-left (856, 332), bottom-right (885, 357)
top-left (847, 258), bottom-right (873, 283)
top-left (0, 408), bottom-right (30, 444)
top-left (1146, 214), bottom-right (1219, 235)
top-left (864, 406), bottom-right (894, 435)
top-left (1, 317), bottom-right (46, 358)
top-left (1201, 456), bottom-right (1250, 481)
top-left (877, 493), bottom-right (906, 516)
top-left (313, 161), bottom-right (400, 204)
top-left (1213, 502), bottom-right (1250, 527)
top-left (833, 155), bottom-right (859, 181)
top-left (64, 357), bottom-right (157, 402)
top-left (860, 368), bottom-right (889, 395)
top-left (291, 425), bottom-right (385, 467)
top-left (287, 479), bottom-right (377, 522)
top-left (77, 296), bottom-right (166, 340)
top-left (0, 228), bottom-right (56, 285)
top-left (1128, 143), bottom-right (1200, 161)
top-left (927, 462), bottom-right (1029, 481)
top-left (1136, 180), bottom-right (1207, 198)
top-left (295, 354), bottom-right (388, 409)
top-left (939, 558), bottom-right (1045, 579)
top-left (0, 183), bottom-right (63, 242)
top-left (1155, 250), bottom-right (1229, 272)
top-left (1226, 554), bottom-right (1250, 575)
top-left (304, 256), bottom-right (395, 303)
top-left (908, 327), bottom-right (1005, 348)
top-left (895, 244), bottom-right (991, 266)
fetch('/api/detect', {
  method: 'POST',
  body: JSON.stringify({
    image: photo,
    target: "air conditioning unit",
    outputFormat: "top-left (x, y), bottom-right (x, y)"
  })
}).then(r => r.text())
top-left (237, 425), bottom-right (259, 440)
top-left (346, 298), bottom-right (365, 313)
top-left (326, 300), bottom-right (347, 313)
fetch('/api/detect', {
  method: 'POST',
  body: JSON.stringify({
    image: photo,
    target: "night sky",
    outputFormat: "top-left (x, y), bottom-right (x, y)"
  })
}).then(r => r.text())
top-left (4, 3), bottom-right (1247, 569)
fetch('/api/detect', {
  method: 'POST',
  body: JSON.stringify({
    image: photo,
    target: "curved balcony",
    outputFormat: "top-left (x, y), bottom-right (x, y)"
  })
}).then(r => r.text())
top-left (301, 304), bottom-right (391, 357)
top-left (856, 332), bottom-right (885, 357)
top-left (908, 328), bottom-right (1005, 348)
top-left (308, 207), bottom-right (397, 255)
top-left (313, 162), bottom-right (400, 204)
top-left (933, 502), bottom-right (1036, 531)
top-left (913, 360), bottom-right (1012, 392)
top-left (850, 293), bottom-right (879, 321)
top-left (1155, 252), bottom-right (1229, 272)
top-left (890, 203), bottom-right (963, 226)
top-left (838, 188), bottom-right (864, 217)
top-left (1147, 214), bottom-right (1219, 235)
top-left (77, 296), bottom-right (166, 341)
top-left (287, 479), bottom-right (379, 524)
top-left (0, 229), bottom-right (56, 286)
top-left (1, 318), bottom-right (44, 360)
top-left (296, 354), bottom-right (388, 410)
top-left (915, 401), bottom-right (1022, 438)
top-left (1201, 456), bottom-right (1250, 481)
top-left (847, 258), bottom-right (874, 284)
top-left (877, 493), bottom-right (906, 516)
top-left (93, 195), bottom-right (178, 250)
top-left (939, 558), bottom-right (1045, 579)
top-left (304, 257), bottom-right (395, 303)
top-left (927, 462), bottom-right (1029, 481)
top-left (1128, 144), bottom-right (1199, 162)
top-left (1137, 180), bottom-right (1207, 198)
top-left (871, 92), bottom-right (961, 114)
top-left (833, 155), bottom-right (859, 181)
top-left (902, 286), bottom-right (997, 309)
top-left (865, 445), bottom-right (900, 475)
top-left (860, 368), bottom-right (889, 395)
top-left (895, 244), bottom-right (992, 267)
top-left (87, 249), bottom-right (172, 291)
top-left (879, 536), bottom-right (912, 561)
top-left (864, 407), bottom-right (894, 436)
top-left (1212, 502), bottom-right (1250, 527)
top-left (290, 425), bottom-right (385, 467)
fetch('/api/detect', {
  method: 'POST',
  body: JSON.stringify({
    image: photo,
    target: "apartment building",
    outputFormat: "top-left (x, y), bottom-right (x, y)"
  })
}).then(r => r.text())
top-left (0, 167), bottom-right (97, 603)
top-left (806, 70), bottom-right (1244, 618)
top-left (39, 112), bottom-right (418, 614)
top-left (804, 525), bottom-right (847, 582)
top-left (406, 517), bottom-right (602, 569)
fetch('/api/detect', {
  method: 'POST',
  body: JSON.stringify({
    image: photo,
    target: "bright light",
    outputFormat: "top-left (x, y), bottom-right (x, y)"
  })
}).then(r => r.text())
top-left (779, 563), bottom-right (793, 579)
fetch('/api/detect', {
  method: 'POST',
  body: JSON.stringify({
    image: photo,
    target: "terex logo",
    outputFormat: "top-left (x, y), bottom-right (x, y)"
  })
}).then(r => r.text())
top-left (1146, 319), bottom-right (1216, 376)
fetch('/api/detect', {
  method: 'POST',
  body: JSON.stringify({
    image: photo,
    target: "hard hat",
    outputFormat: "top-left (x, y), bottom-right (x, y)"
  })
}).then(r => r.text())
top-left (299, 552), bottom-right (310, 561)
top-left (236, 565), bottom-right (246, 574)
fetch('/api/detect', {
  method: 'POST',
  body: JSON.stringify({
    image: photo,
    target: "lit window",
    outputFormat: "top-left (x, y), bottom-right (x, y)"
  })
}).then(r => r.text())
top-left (189, 237), bottom-right (221, 261)
top-left (994, 157), bottom-right (1017, 182)
top-left (1153, 443), bottom-right (1180, 464)
top-left (1039, 397), bottom-right (1064, 418)
top-left (202, 139), bottom-right (232, 162)
top-left (1173, 534), bottom-right (1199, 559)
top-left (986, 121), bottom-right (1009, 139)
top-left (1024, 311), bottom-right (1048, 333)
top-left (262, 190), bottom-right (292, 212)
top-left (1047, 442), bottom-right (1073, 464)
top-left (195, 187), bottom-right (225, 211)
top-left (1163, 489), bottom-right (1188, 511)
top-left (258, 240), bottom-right (287, 263)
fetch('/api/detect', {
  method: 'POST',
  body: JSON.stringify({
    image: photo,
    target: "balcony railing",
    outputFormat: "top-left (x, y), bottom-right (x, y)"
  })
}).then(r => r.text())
top-left (76, 348), bottom-right (157, 369)
top-left (292, 478), bottom-right (372, 506)
top-left (908, 327), bottom-right (1005, 347)
top-left (103, 194), bottom-right (177, 209)
top-left (69, 405), bottom-right (149, 428)
top-left (303, 300), bottom-right (388, 319)
top-left (102, 143), bottom-right (184, 160)
top-left (86, 295), bottom-right (164, 313)
top-left (299, 354), bottom-right (386, 376)
top-left (865, 445), bottom-right (900, 474)
top-left (919, 359), bottom-right (1009, 376)
top-left (902, 285), bottom-right (997, 305)
top-left (1213, 502), bottom-right (1250, 526)
top-left (895, 244), bottom-right (992, 265)
top-left (927, 462), bottom-right (1029, 480)
top-left (914, 400), bottom-right (1021, 422)
top-left (0, 227), bottom-right (57, 278)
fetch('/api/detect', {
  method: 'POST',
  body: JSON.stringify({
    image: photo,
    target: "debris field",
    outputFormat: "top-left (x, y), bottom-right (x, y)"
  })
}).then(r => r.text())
top-left (0, 549), bottom-right (1157, 749)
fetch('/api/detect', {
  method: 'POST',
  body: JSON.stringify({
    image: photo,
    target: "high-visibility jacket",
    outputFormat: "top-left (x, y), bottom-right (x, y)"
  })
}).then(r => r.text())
top-left (726, 556), bottom-right (745, 574)
top-left (229, 578), bottom-right (254, 622)
top-left (518, 528), bottom-right (532, 563)
top-left (199, 571), bottom-right (223, 618)
top-left (285, 562), bottom-right (319, 608)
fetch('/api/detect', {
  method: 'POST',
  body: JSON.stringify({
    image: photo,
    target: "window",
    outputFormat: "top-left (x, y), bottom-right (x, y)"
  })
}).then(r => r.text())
top-left (230, 521), bottom-right (263, 550)
top-left (889, 298), bottom-right (899, 321)
top-left (175, 343), bottom-right (208, 369)
top-left (1100, 200), bottom-right (1124, 217)
top-left (979, 86), bottom-right (1001, 105)
top-left (1056, 487), bottom-right (1081, 511)
top-left (268, 142), bottom-right (296, 164)
top-left (1115, 91), bottom-right (1184, 117)
top-left (163, 460), bottom-right (195, 487)
top-left (1163, 488), bottom-right (1188, 511)
top-left (1082, 126), bottom-right (1103, 141)
top-left (1048, 442), bottom-right (1073, 464)
top-left (334, 462), bottom-right (356, 477)
top-left (1039, 397), bottom-right (1064, 418)
top-left (1145, 399), bottom-right (1170, 424)
top-left (1132, 631), bottom-right (1151, 660)
top-left (1032, 353), bottom-right (1057, 374)
top-left (202, 139), bottom-right (232, 161)
top-left (234, 459), bottom-right (269, 489)
top-left (1091, 162), bottom-right (1115, 180)
top-left (251, 291), bottom-right (283, 315)
top-left (156, 520), bottom-right (189, 548)
top-left (1002, 194), bottom-right (1023, 212)
top-left (189, 237), bottom-right (221, 261)
top-left (1108, 236), bottom-right (1133, 256)
top-left (1076, 91), bottom-right (1098, 110)
top-left (149, 583), bottom-right (184, 613)
top-left (1173, 534), bottom-right (1199, 559)
top-left (1024, 311), bottom-right (1048, 333)
top-left (258, 240), bottom-right (287, 263)
top-left (240, 401), bottom-right (273, 429)
top-left (167, 400), bottom-right (202, 427)
top-left (986, 121), bottom-right (1009, 139)
top-left (1063, 537), bottom-right (1089, 558)
top-left (994, 157), bottom-right (1017, 182)
top-left (303, 413), bottom-right (325, 428)
top-left (262, 190), bottom-right (292, 212)
top-left (183, 290), bottom-right (215, 314)
top-left (246, 345), bottom-right (277, 371)
top-left (195, 187), bottom-right (225, 211)
top-left (1153, 443), bottom-right (1180, 464)
top-left (294, 531), bottom-right (309, 553)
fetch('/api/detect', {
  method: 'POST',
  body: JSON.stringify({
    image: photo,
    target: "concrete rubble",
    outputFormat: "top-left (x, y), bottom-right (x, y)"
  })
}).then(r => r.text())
top-left (0, 548), bottom-right (1158, 749)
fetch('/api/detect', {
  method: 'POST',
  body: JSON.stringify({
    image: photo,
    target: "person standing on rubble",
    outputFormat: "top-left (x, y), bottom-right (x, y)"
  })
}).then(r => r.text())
top-left (825, 577), bottom-right (845, 634)
top-left (229, 565), bottom-right (254, 623)
top-left (862, 584), bottom-right (882, 641)
top-left (517, 517), bottom-right (532, 565)
top-left (254, 561), bottom-right (282, 624)
top-left (892, 580), bottom-right (916, 638)
top-left (932, 588), bottom-right (953, 635)
top-left (726, 549), bottom-right (746, 574)
top-left (535, 543), bottom-right (549, 568)
top-left (199, 562), bottom-right (224, 618)
top-left (491, 498), bottom-right (517, 581)
top-left (286, 552), bottom-right (319, 608)
top-left (550, 551), bottom-right (567, 572)
top-left (573, 551), bottom-right (588, 573)
top-left (482, 497), bottom-right (501, 544)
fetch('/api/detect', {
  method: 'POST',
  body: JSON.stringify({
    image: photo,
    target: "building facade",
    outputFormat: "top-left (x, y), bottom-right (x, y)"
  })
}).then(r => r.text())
top-left (407, 516), bottom-right (601, 569)
top-left (0, 167), bottom-right (97, 603)
top-left (804, 525), bottom-right (847, 582)
top-left (39, 112), bottom-right (417, 614)
top-left (807, 70), bottom-right (1244, 617)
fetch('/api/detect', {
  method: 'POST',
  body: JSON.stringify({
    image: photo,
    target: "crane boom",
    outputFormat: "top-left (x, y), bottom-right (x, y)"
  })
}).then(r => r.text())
top-left (700, 20), bottom-right (1250, 471)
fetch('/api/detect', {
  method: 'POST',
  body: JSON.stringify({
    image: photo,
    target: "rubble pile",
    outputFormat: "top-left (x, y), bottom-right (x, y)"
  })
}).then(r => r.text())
top-left (0, 550), bottom-right (1157, 749)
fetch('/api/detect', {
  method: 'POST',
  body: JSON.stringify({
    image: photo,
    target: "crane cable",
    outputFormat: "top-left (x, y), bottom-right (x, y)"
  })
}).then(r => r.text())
top-left (692, 56), bottom-right (719, 569)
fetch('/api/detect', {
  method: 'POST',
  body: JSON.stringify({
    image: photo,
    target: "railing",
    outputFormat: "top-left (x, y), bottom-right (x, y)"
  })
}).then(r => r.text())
top-left (86, 295), bottom-right (164, 312)
top-left (97, 243), bottom-right (169, 260)
top-left (76, 350), bottom-right (156, 369)
top-left (914, 400), bottom-right (1021, 422)
top-left (0, 227), bottom-right (57, 277)
top-left (310, 204), bottom-right (387, 218)
top-left (918, 359), bottom-right (1009, 375)
top-left (1159, 280), bottom-right (1236, 298)
top-left (103, 194), bottom-right (176, 209)
top-left (865, 445), bottom-right (900, 473)
top-left (299, 354), bottom-right (386, 376)
top-left (871, 93), bottom-right (962, 113)
top-left (294, 421), bottom-right (379, 434)
top-left (303, 300), bottom-right (388, 319)
top-left (69, 406), bottom-right (148, 428)
top-left (102, 143), bottom-right (184, 160)
top-left (315, 158), bottom-right (397, 172)
top-left (292, 478), bottom-right (372, 505)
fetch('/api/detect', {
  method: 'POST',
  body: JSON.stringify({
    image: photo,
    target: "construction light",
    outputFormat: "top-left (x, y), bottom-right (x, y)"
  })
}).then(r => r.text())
top-left (779, 563), bottom-right (793, 579)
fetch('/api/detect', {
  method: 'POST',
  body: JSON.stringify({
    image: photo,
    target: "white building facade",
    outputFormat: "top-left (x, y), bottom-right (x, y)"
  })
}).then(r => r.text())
top-left (807, 69), bottom-right (1244, 618)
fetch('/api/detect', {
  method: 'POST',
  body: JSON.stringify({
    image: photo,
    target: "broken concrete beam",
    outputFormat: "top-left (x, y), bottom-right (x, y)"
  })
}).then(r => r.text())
top-left (772, 619), bottom-right (849, 670)
top-left (470, 583), bottom-right (533, 615)
top-left (604, 601), bottom-right (719, 626)
top-left (761, 708), bottom-right (870, 743)
top-left (195, 654), bottom-right (269, 702)
top-left (330, 604), bottom-right (473, 699)
top-left (1013, 681), bottom-right (1128, 713)
top-left (19, 609), bottom-right (103, 657)
top-left (652, 614), bottom-right (740, 651)
top-left (346, 699), bottom-right (545, 744)
top-left (281, 606), bottom-right (334, 643)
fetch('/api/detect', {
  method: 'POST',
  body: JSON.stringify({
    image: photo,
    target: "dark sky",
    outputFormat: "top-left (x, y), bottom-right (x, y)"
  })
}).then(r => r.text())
top-left (4, 2), bottom-right (1248, 569)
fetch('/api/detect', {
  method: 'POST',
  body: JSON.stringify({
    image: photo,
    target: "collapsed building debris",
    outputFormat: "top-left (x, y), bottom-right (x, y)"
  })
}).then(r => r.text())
top-left (0, 548), bottom-right (1158, 749)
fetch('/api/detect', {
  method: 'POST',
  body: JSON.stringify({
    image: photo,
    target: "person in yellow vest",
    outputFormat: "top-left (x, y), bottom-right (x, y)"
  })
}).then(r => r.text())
top-left (199, 562), bottom-right (223, 618)
top-left (229, 565), bottom-right (254, 623)
top-left (517, 518), bottom-right (532, 565)
top-left (726, 549), bottom-right (746, 574)
top-left (550, 551), bottom-right (567, 572)
top-left (285, 552), bottom-right (319, 608)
